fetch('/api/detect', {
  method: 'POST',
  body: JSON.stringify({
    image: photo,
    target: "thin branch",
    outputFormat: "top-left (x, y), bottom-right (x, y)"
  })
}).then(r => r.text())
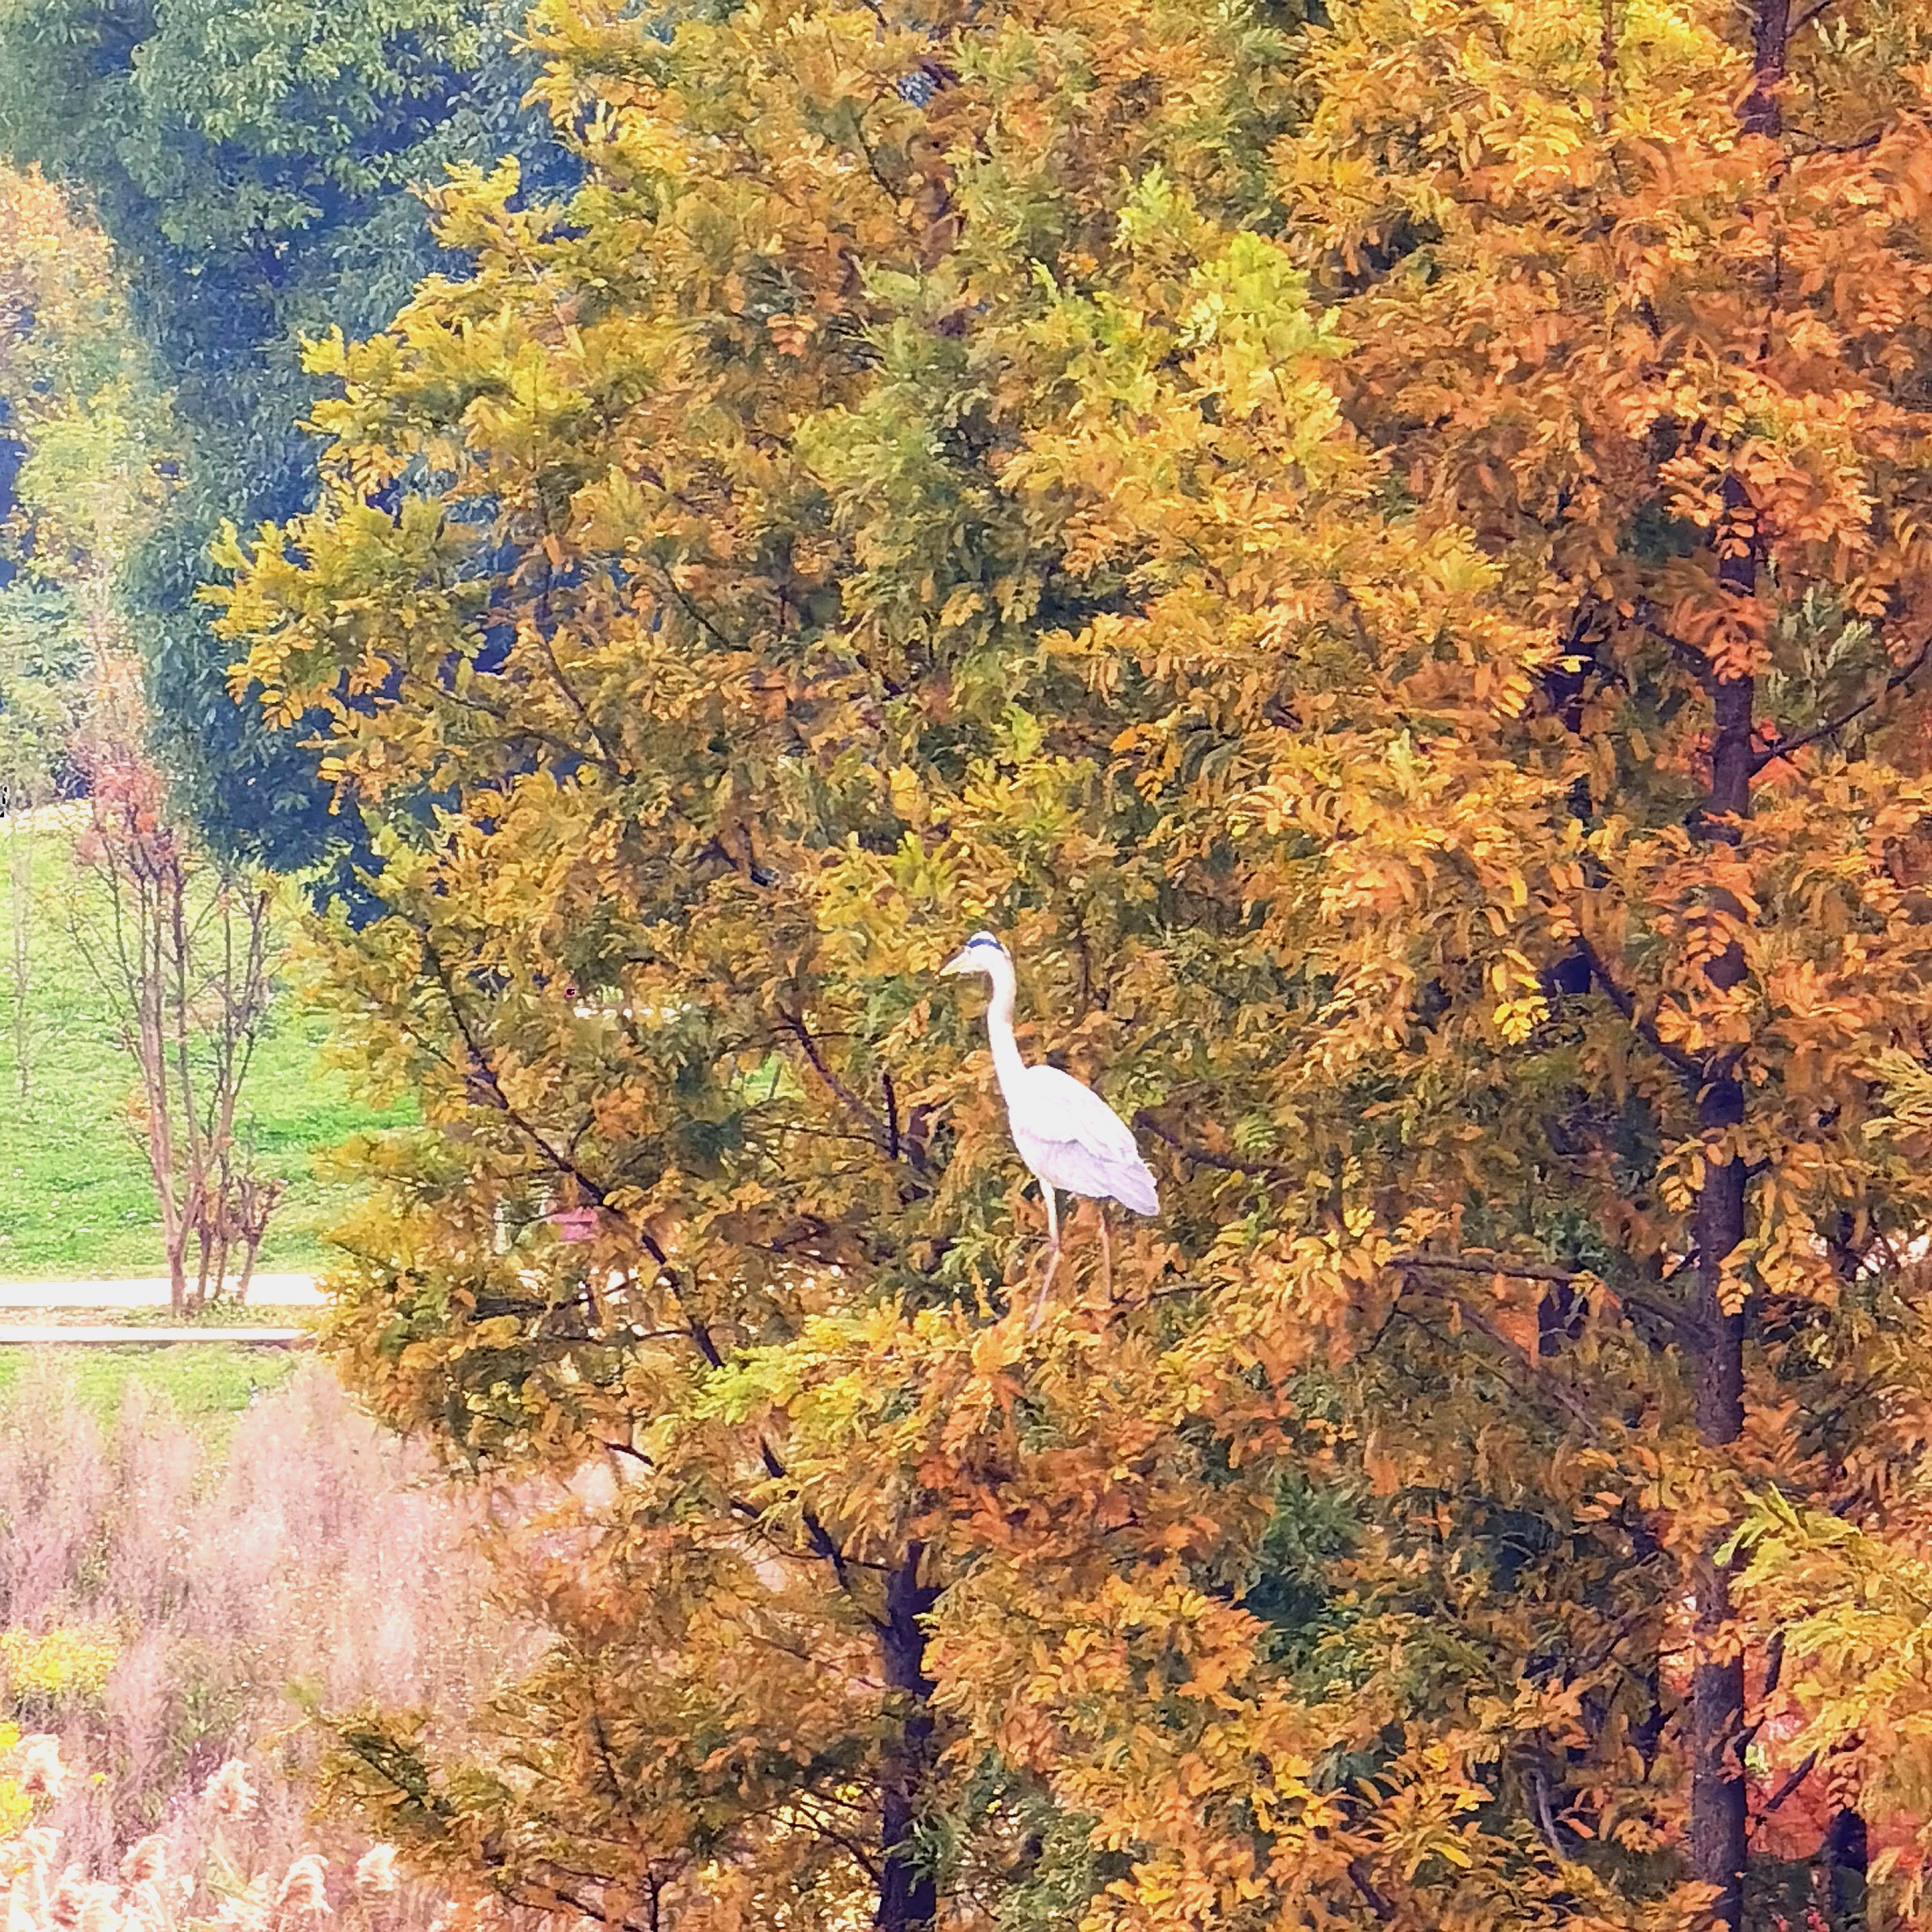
top-left (1577, 1596), bottom-right (1670, 1678)
top-left (675, 1298), bottom-right (867, 1604)
top-left (1530, 1766), bottom-right (1567, 1853)
top-left (782, 1798), bottom-right (884, 1883)
top-left (1346, 1860), bottom-right (1394, 1923)
top-left (1613, 1282), bottom-right (1695, 1341)
top-left (531, 608), bottom-right (622, 770)
top-left (1399, 1294), bottom-right (1602, 1436)
top-left (727, 1494), bottom-right (890, 1572)
top-left (1398, 1250), bottom-right (1587, 1286)
top-left (529, 1880), bottom-right (652, 1932)
top-left (1785, 128), bottom-right (1885, 157)
top-left (779, 1006), bottom-right (877, 1131)
top-left (406, 665), bottom-right (624, 777)
top-left (1760, 1750), bottom-right (1818, 1816)
top-left (1405, 1252), bottom-right (1694, 1340)
top-left (1572, 936), bottom-right (1706, 1082)
top-left (1135, 1113), bottom-right (1298, 1182)
top-left (1754, 636), bottom-right (1932, 770)
top-left (424, 933), bottom-right (875, 1611)
top-left (1738, 1628), bottom-right (1789, 1755)
top-left (423, 932), bottom-right (613, 1208)
top-left (653, 564), bottom-right (743, 653)
top-left (779, 1006), bottom-right (929, 1174)
top-left (1138, 1280), bottom-right (1211, 1303)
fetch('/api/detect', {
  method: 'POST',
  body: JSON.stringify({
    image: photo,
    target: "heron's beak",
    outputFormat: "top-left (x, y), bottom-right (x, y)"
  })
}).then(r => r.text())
top-left (938, 948), bottom-right (975, 977)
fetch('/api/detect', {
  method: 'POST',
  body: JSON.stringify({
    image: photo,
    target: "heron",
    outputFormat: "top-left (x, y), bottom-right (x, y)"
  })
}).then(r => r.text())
top-left (940, 931), bottom-right (1159, 1326)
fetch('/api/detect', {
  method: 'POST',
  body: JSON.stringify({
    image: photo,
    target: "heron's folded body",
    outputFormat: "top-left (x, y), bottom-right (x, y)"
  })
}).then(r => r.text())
top-left (1006, 1063), bottom-right (1160, 1216)
top-left (939, 929), bottom-right (1160, 1325)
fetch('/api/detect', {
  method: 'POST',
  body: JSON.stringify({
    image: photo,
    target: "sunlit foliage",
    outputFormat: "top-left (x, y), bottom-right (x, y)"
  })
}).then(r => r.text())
top-left (218, 0), bottom-right (1932, 1926)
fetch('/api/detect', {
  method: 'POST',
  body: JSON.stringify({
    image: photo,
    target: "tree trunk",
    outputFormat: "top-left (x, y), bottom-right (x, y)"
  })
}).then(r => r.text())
top-left (1687, 0), bottom-right (1787, 1850)
top-left (1690, 1102), bottom-right (1747, 1931)
top-left (1824, 1804), bottom-right (1867, 1931)
top-left (875, 1545), bottom-right (938, 1932)
top-left (1687, 418), bottom-right (1765, 1932)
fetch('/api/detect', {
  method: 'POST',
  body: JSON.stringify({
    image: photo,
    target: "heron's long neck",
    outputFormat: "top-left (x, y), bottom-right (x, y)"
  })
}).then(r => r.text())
top-left (982, 959), bottom-right (1028, 1102)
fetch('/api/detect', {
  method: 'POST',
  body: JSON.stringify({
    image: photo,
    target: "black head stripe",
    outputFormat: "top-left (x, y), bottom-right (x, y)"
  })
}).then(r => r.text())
top-left (965, 931), bottom-right (1004, 953)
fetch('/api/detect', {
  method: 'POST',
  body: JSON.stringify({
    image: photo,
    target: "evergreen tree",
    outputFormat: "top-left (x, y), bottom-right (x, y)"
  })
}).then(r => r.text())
top-left (0, 0), bottom-right (573, 862)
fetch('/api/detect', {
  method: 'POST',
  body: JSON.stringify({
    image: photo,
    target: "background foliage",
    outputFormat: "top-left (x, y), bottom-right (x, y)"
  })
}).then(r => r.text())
top-left (0, 0), bottom-right (574, 865)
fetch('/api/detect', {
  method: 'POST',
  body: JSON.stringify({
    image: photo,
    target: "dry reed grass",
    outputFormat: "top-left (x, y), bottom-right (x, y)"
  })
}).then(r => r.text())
top-left (0, 1359), bottom-right (516, 1928)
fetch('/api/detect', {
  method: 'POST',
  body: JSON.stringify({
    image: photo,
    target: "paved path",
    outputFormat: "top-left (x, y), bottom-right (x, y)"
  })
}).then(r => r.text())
top-left (0, 1273), bottom-right (323, 1310)
top-left (0, 1326), bottom-right (309, 1346)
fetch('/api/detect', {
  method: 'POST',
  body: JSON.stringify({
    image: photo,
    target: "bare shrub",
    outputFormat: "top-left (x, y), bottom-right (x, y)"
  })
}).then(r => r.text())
top-left (67, 658), bottom-right (286, 1310)
top-left (0, 1360), bottom-right (518, 1925)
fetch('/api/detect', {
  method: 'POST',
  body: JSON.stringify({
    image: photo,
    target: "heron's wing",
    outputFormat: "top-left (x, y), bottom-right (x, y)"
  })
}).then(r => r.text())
top-left (1008, 1065), bottom-right (1160, 1214)
top-left (1015, 1063), bottom-right (1144, 1163)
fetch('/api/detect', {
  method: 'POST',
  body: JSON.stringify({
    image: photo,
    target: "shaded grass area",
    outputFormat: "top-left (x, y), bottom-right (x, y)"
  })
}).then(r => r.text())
top-left (0, 1341), bottom-right (304, 1424)
top-left (111, 1301), bottom-right (321, 1330)
top-left (0, 817), bottom-right (409, 1277)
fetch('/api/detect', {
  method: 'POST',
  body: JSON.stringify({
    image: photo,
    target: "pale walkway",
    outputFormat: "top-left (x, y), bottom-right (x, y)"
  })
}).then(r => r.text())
top-left (0, 1325), bottom-right (308, 1346)
top-left (0, 1273), bottom-right (324, 1309)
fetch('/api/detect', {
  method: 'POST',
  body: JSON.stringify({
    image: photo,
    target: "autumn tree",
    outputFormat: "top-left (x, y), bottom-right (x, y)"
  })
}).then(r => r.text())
top-left (1271, 0), bottom-right (1932, 1917)
top-left (218, 0), bottom-right (1932, 1927)
top-left (0, 165), bottom-right (169, 1092)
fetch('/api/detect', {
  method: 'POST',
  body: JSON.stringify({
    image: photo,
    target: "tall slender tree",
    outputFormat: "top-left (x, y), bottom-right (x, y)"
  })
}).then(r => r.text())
top-left (1282, 0), bottom-right (1932, 1913)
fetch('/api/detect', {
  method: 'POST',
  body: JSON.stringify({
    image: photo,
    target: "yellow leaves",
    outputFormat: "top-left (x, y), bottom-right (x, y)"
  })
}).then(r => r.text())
top-left (1716, 1251), bottom-right (1752, 1319)
top-left (1492, 994), bottom-right (1546, 1044)
top-left (599, 100), bottom-right (689, 184)
top-left (1866, 1046), bottom-right (1932, 1136)
top-left (202, 0), bottom-right (1932, 1921)
top-left (1484, 948), bottom-right (1550, 1044)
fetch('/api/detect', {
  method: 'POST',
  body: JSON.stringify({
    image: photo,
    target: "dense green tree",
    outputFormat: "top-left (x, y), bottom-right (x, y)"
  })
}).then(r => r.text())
top-left (223, 4), bottom-right (1343, 1926)
top-left (0, 0), bottom-right (573, 863)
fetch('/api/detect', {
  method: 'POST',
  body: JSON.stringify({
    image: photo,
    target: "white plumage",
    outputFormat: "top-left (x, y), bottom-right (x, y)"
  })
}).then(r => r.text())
top-left (1008, 1064), bottom-right (1161, 1215)
top-left (941, 931), bottom-right (1159, 1324)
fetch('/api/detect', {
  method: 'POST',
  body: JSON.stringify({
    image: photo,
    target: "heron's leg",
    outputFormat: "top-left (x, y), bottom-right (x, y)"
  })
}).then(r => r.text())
top-left (1029, 1187), bottom-right (1062, 1330)
top-left (1098, 1204), bottom-right (1113, 1304)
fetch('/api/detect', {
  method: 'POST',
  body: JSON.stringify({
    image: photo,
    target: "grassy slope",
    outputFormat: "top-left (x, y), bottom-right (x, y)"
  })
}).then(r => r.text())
top-left (0, 818), bottom-right (409, 1278)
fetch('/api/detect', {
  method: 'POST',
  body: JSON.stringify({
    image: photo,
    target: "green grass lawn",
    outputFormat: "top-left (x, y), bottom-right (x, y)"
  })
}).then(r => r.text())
top-left (0, 815), bottom-right (410, 1279)
top-left (0, 1340), bottom-right (305, 1421)
top-left (0, 1306), bottom-right (319, 1424)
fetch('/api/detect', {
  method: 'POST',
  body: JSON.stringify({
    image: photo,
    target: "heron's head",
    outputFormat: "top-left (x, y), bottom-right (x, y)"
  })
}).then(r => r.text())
top-left (939, 931), bottom-right (1008, 978)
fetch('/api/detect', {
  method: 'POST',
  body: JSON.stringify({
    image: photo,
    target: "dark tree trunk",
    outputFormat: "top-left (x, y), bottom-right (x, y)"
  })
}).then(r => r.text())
top-left (1690, 1104), bottom-right (1747, 1931)
top-left (875, 1545), bottom-right (939, 1932)
top-left (1685, 0), bottom-right (1789, 1862)
top-left (1687, 368), bottom-right (1770, 1932)
top-left (1824, 1804), bottom-right (1868, 1931)
top-left (1741, 0), bottom-right (1790, 137)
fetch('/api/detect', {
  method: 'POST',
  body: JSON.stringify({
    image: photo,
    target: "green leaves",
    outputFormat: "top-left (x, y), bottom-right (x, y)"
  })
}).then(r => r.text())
top-left (0, 0), bottom-right (569, 867)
